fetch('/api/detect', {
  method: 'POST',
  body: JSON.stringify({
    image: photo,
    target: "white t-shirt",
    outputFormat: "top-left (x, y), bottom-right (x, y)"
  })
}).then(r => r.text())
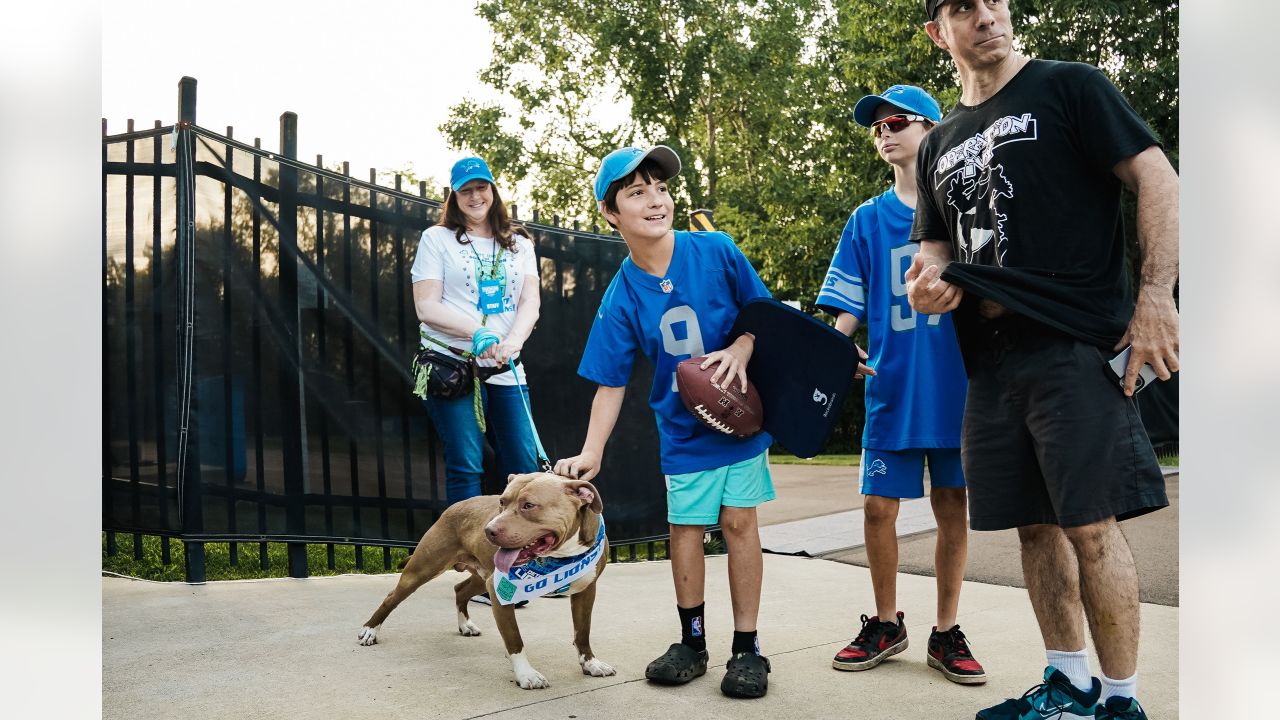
top-left (410, 225), bottom-right (538, 386)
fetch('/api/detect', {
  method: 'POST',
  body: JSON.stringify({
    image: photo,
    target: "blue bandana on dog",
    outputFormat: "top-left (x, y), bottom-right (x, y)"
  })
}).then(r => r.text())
top-left (494, 518), bottom-right (606, 605)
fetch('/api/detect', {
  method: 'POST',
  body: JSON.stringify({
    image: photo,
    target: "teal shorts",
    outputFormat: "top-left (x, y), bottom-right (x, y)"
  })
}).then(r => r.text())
top-left (665, 451), bottom-right (776, 525)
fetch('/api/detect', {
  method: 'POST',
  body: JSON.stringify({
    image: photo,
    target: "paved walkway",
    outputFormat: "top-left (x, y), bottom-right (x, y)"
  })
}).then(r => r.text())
top-left (827, 474), bottom-right (1181, 606)
top-left (102, 462), bottom-right (1181, 718)
top-left (103, 555), bottom-right (1178, 720)
top-left (760, 464), bottom-right (1180, 607)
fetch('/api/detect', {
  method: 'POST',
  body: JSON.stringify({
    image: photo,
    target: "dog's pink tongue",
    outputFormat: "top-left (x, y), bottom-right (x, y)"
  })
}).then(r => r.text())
top-left (494, 548), bottom-right (520, 575)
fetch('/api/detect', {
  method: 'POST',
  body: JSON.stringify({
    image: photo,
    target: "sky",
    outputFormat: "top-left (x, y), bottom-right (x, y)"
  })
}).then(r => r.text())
top-left (102, 1), bottom-right (506, 191)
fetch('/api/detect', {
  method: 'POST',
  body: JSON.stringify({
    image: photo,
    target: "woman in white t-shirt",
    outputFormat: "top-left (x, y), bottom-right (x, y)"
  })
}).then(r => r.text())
top-left (410, 156), bottom-right (541, 506)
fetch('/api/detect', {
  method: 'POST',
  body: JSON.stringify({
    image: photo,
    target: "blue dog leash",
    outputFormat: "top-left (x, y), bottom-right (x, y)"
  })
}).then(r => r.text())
top-left (472, 329), bottom-right (552, 472)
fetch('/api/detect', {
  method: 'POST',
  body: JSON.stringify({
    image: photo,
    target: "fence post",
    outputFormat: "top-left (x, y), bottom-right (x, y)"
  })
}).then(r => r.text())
top-left (175, 76), bottom-right (207, 584)
top-left (278, 110), bottom-right (310, 578)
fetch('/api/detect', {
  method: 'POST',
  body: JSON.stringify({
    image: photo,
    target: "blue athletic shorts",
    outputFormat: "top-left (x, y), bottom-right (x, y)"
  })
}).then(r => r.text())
top-left (665, 451), bottom-right (775, 525)
top-left (860, 447), bottom-right (965, 499)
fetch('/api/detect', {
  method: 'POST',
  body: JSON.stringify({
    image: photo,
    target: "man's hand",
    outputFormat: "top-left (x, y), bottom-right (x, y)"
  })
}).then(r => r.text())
top-left (701, 333), bottom-right (754, 393)
top-left (905, 253), bottom-right (963, 314)
top-left (1112, 146), bottom-right (1180, 397)
top-left (1115, 286), bottom-right (1179, 396)
top-left (553, 450), bottom-right (602, 482)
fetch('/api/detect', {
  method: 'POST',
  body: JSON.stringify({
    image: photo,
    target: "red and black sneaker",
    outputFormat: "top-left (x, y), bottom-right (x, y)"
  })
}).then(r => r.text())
top-left (927, 624), bottom-right (987, 684)
top-left (832, 611), bottom-right (908, 671)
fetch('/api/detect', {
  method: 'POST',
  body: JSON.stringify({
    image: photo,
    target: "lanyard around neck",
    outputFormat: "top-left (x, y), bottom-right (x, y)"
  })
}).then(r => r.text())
top-left (464, 233), bottom-right (504, 278)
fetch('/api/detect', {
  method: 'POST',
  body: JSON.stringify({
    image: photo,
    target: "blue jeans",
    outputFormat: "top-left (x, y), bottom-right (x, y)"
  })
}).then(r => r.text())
top-left (424, 383), bottom-right (539, 505)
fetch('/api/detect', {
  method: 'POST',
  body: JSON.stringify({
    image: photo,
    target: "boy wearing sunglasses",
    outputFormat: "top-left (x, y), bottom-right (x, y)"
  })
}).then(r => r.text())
top-left (816, 84), bottom-right (985, 686)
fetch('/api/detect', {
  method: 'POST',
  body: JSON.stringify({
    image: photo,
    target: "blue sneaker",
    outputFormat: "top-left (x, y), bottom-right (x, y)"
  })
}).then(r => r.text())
top-left (1095, 696), bottom-right (1147, 719)
top-left (976, 667), bottom-right (1101, 719)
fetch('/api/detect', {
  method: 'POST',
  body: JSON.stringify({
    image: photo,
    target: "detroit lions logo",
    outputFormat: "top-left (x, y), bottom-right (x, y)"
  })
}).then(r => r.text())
top-left (867, 458), bottom-right (888, 477)
top-left (933, 113), bottom-right (1037, 267)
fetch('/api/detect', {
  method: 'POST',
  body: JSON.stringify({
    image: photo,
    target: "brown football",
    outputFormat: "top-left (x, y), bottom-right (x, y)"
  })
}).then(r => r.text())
top-left (675, 357), bottom-right (764, 438)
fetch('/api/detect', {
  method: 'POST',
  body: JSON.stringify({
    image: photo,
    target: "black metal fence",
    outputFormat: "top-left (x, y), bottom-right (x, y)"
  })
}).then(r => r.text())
top-left (103, 77), bottom-right (673, 582)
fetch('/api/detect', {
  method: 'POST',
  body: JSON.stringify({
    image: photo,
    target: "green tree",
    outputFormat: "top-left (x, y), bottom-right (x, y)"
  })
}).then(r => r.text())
top-left (441, 0), bottom-right (828, 240)
top-left (1015, 1), bottom-right (1179, 164)
top-left (443, 0), bottom-right (1177, 297)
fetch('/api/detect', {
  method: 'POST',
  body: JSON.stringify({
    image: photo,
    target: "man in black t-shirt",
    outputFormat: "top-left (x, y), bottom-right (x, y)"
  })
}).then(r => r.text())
top-left (905, 2), bottom-right (1179, 720)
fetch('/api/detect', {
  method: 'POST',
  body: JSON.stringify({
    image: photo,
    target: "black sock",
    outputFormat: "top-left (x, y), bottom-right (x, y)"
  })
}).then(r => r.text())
top-left (732, 629), bottom-right (759, 656)
top-left (678, 603), bottom-right (706, 652)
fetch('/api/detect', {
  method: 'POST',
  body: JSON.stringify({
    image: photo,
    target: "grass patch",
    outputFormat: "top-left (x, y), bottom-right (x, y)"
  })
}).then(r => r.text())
top-left (102, 533), bottom-right (412, 582)
top-left (768, 451), bottom-right (859, 466)
top-left (103, 532), bottom-right (719, 582)
top-left (1158, 454), bottom-right (1179, 467)
top-left (612, 539), bottom-right (669, 562)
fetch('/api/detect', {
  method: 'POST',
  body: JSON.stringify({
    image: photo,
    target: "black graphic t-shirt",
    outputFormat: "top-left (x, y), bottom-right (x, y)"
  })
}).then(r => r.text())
top-left (910, 59), bottom-right (1159, 349)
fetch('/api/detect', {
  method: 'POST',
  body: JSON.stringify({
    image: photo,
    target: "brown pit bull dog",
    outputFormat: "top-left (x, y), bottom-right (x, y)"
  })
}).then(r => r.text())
top-left (356, 472), bottom-right (614, 689)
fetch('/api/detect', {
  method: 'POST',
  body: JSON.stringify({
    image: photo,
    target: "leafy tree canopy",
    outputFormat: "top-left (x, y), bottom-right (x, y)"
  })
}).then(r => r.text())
top-left (443, 0), bottom-right (1178, 307)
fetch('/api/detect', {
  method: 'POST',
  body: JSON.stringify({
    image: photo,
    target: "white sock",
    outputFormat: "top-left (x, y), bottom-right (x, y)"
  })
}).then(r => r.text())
top-left (1101, 672), bottom-right (1137, 703)
top-left (1046, 648), bottom-right (1094, 693)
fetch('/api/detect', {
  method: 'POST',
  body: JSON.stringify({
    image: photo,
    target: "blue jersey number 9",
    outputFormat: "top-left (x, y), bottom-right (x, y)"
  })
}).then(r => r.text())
top-left (660, 305), bottom-right (705, 391)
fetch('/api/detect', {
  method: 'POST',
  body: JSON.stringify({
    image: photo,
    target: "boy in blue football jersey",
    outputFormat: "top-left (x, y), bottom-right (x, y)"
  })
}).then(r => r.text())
top-left (553, 145), bottom-right (775, 699)
top-left (816, 85), bottom-right (985, 685)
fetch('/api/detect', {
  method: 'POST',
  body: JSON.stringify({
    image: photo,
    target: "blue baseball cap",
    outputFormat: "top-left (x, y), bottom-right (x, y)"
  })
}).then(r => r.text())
top-left (593, 145), bottom-right (681, 203)
top-left (450, 156), bottom-right (495, 192)
top-left (852, 85), bottom-right (942, 128)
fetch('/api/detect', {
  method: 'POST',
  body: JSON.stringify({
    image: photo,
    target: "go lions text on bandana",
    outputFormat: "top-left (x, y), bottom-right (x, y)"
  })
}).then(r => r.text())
top-left (495, 519), bottom-right (606, 605)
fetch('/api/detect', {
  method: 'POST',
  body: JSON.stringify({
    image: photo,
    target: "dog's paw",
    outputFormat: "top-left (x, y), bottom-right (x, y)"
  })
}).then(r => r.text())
top-left (356, 625), bottom-right (379, 646)
top-left (456, 612), bottom-right (482, 637)
top-left (515, 670), bottom-right (550, 690)
top-left (510, 653), bottom-right (550, 690)
top-left (580, 656), bottom-right (616, 677)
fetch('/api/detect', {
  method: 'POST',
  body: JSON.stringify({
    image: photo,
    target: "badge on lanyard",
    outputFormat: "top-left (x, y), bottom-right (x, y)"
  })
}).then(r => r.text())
top-left (477, 276), bottom-right (504, 315)
top-left (470, 238), bottom-right (506, 316)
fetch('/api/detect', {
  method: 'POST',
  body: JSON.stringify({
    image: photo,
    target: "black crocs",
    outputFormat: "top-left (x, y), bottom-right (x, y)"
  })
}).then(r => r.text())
top-left (721, 651), bottom-right (771, 698)
top-left (645, 642), bottom-right (710, 684)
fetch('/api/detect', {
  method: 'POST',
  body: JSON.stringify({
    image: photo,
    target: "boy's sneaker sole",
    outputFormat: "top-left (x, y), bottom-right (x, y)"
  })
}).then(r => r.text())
top-left (832, 635), bottom-right (908, 671)
top-left (927, 653), bottom-right (988, 685)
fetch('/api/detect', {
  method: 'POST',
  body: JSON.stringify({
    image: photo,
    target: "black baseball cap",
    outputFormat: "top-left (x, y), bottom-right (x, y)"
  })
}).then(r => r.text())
top-left (924, 1), bottom-right (947, 20)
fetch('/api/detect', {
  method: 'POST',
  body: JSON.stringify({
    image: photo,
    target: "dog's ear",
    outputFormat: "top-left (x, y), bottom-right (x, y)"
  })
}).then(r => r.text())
top-left (565, 481), bottom-right (603, 514)
top-left (506, 473), bottom-right (518, 484)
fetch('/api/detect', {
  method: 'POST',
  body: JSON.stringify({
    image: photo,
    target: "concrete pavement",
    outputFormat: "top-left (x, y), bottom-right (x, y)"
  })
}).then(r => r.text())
top-left (760, 462), bottom-right (1180, 606)
top-left (103, 554), bottom-right (1178, 720)
top-left (828, 474), bottom-right (1180, 606)
top-left (102, 462), bottom-right (1181, 718)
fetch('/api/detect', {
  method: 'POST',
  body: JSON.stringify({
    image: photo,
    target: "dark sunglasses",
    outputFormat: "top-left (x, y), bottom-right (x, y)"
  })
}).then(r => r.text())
top-left (871, 114), bottom-right (930, 137)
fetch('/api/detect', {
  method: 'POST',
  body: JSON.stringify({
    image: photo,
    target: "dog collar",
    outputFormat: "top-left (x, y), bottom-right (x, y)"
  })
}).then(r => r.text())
top-left (494, 518), bottom-right (606, 605)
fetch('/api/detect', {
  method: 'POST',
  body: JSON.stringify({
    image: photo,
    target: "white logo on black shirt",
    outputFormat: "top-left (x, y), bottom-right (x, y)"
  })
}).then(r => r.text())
top-left (933, 114), bottom-right (1038, 266)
